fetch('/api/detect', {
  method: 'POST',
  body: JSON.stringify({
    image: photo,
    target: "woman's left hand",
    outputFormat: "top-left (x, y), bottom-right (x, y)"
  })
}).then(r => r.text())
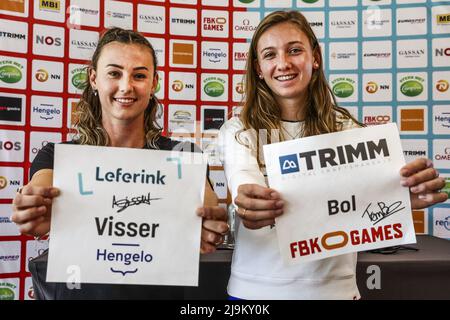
top-left (400, 158), bottom-right (448, 209)
top-left (196, 206), bottom-right (229, 254)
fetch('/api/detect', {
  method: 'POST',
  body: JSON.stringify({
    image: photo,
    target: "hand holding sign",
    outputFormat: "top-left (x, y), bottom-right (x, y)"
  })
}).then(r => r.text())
top-left (263, 123), bottom-right (419, 264)
top-left (399, 158), bottom-right (448, 209)
top-left (47, 144), bottom-right (208, 286)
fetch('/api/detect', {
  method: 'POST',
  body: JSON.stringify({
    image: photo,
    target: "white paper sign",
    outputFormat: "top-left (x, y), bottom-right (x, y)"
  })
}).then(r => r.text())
top-left (263, 123), bottom-right (416, 265)
top-left (47, 144), bottom-right (206, 286)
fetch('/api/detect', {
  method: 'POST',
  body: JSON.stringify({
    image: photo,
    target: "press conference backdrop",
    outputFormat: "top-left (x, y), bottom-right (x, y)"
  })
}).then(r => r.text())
top-left (0, 0), bottom-right (449, 300)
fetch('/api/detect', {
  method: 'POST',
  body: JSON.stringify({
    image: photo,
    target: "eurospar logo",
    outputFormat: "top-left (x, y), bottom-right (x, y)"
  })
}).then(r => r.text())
top-left (279, 138), bottom-right (390, 175)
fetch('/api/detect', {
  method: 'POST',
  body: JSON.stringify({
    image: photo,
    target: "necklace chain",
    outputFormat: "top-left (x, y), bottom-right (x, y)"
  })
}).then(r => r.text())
top-left (283, 127), bottom-right (302, 140)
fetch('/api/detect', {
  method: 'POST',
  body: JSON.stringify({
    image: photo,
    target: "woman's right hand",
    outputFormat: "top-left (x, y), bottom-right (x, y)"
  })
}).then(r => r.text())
top-left (11, 186), bottom-right (59, 237)
top-left (234, 184), bottom-right (284, 230)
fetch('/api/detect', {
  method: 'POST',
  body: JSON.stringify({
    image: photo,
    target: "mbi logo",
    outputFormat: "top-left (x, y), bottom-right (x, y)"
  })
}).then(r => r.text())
top-left (279, 154), bottom-right (300, 174)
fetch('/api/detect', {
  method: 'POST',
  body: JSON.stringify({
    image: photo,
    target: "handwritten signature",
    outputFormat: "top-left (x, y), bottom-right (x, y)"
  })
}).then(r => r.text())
top-left (112, 192), bottom-right (162, 213)
top-left (362, 201), bottom-right (405, 225)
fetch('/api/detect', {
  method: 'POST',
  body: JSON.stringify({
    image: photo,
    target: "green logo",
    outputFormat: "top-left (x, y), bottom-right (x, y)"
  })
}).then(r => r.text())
top-left (400, 80), bottom-right (423, 97)
top-left (0, 65), bottom-right (22, 84)
top-left (239, 0), bottom-right (256, 3)
top-left (332, 81), bottom-right (354, 98)
top-left (204, 81), bottom-right (225, 97)
top-left (155, 80), bottom-right (161, 94)
top-left (302, 0), bottom-right (320, 3)
top-left (71, 70), bottom-right (88, 90)
top-left (443, 178), bottom-right (450, 198)
top-left (0, 288), bottom-right (15, 300)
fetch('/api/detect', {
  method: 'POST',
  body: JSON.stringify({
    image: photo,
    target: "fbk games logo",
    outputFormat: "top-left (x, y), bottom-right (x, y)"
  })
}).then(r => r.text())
top-left (279, 154), bottom-right (299, 174)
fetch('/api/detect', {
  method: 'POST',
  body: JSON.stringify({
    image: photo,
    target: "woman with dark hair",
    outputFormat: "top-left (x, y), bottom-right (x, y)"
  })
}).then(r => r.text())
top-left (11, 28), bottom-right (228, 299)
top-left (219, 11), bottom-right (447, 300)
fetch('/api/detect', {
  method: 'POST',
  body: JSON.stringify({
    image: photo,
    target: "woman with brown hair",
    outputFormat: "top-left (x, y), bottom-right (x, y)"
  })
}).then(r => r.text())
top-left (219, 11), bottom-right (447, 299)
top-left (11, 28), bottom-right (228, 299)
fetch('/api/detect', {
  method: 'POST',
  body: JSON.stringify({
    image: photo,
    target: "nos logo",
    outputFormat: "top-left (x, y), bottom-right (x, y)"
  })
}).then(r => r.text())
top-left (279, 154), bottom-right (299, 174)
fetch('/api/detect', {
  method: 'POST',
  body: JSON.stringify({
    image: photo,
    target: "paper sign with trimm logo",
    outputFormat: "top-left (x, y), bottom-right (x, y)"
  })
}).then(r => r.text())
top-left (47, 144), bottom-right (206, 286)
top-left (263, 123), bottom-right (416, 265)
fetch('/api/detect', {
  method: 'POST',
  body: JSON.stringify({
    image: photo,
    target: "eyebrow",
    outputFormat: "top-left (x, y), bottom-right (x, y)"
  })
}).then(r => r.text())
top-left (106, 64), bottom-right (149, 71)
top-left (260, 41), bottom-right (305, 53)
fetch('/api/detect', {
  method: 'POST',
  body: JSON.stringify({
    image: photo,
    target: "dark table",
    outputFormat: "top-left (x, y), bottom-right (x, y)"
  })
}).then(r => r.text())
top-left (356, 235), bottom-right (450, 300)
top-left (188, 235), bottom-right (450, 300)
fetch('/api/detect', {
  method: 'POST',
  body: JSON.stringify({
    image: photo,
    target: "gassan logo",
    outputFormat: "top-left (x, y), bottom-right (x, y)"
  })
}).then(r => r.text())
top-left (332, 78), bottom-right (355, 98)
top-left (0, 63), bottom-right (22, 84)
top-left (71, 68), bottom-right (88, 90)
top-left (400, 76), bottom-right (424, 97)
top-left (436, 79), bottom-right (449, 92)
top-left (204, 77), bottom-right (225, 97)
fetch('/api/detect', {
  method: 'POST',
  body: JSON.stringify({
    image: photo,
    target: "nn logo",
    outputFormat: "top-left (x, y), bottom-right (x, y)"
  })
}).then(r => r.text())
top-left (279, 154), bottom-right (299, 174)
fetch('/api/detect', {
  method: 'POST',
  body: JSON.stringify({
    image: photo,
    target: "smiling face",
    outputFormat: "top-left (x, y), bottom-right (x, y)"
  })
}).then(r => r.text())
top-left (89, 42), bottom-right (158, 130)
top-left (255, 22), bottom-right (319, 111)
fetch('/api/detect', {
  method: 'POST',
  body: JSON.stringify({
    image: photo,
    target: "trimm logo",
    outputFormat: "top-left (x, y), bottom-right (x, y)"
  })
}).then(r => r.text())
top-left (279, 138), bottom-right (390, 174)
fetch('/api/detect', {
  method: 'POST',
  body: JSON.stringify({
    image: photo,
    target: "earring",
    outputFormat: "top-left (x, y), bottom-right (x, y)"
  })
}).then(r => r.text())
top-left (93, 89), bottom-right (98, 96)
top-left (313, 62), bottom-right (319, 69)
top-left (258, 74), bottom-right (263, 79)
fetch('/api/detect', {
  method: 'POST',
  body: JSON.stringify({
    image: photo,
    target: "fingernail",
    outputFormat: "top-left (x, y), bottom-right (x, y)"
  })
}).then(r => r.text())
top-left (400, 179), bottom-right (409, 187)
top-left (50, 189), bottom-right (60, 196)
top-left (426, 159), bottom-right (433, 168)
top-left (271, 192), bottom-right (278, 199)
top-left (418, 194), bottom-right (428, 201)
top-left (196, 208), bottom-right (204, 216)
top-left (276, 209), bottom-right (284, 215)
top-left (38, 206), bottom-right (46, 212)
top-left (410, 186), bottom-right (419, 193)
top-left (276, 200), bottom-right (284, 207)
